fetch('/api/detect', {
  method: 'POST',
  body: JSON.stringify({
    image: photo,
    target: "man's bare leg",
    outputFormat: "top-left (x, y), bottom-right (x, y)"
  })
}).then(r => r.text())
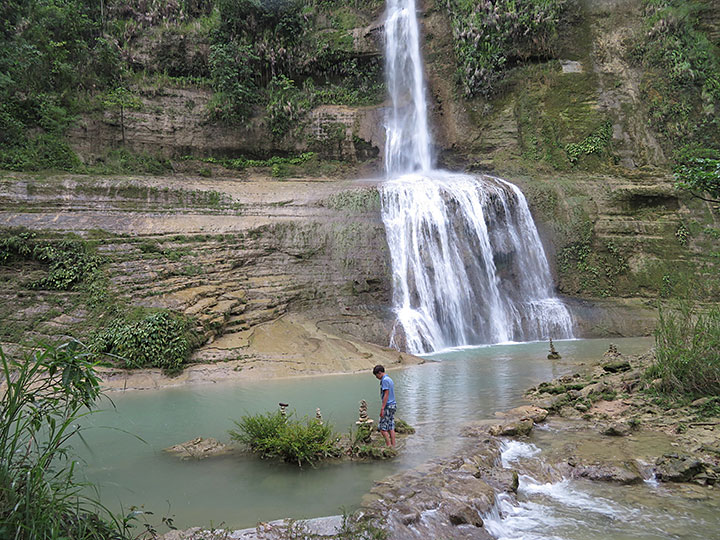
top-left (389, 429), bottom-right (396, 447)
top-left (381, 430), bottom-right (391, 446)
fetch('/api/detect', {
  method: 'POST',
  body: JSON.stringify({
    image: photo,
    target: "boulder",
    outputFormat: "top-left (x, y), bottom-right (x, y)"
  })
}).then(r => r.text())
top-left (489, 418), bottom-right (534, 437)
top-left (164, 437), bottom-right (235, 460)
top-left (579, 381), bottom-right (610, 399)
top-left (602, 359), bottom-right (631, 373)
top-left (600, 422), bottom-right (631, 437)
top-left (575, 461), bottom-right (644, 484)
top-left (499, 405), bottom-right (549, 423)
top-left (655, 453), bottom-right (705, 483)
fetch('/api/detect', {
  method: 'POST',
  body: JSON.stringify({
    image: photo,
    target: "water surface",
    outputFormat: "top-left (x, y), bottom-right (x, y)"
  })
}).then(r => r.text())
top-left (78, 337), bottom-right (652, 530)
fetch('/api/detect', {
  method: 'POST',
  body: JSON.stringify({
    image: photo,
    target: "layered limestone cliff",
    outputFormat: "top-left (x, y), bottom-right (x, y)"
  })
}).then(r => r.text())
top-left (3, 0), bottom-right (719, 360)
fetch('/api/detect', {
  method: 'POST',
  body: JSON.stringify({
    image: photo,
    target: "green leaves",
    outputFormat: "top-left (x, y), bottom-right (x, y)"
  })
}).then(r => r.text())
top-left (0, 341), bottom-right (122, 539)
top-left (565, 121), bottom-right (613, 164)
top-left (673, 149), bottom-right (720, 202)
top-left (208, 41), bottom-right (259, 123)
top-left (0, 232), bottom-right (104, 290)
top-left (633, 1), bottom-right (720, 159)
top-left (92, 311), bottom-right (201, 373)
top-left (649, 302), bottom-right (720, 398)
top-left (230, 410), bottom-right (341, 466)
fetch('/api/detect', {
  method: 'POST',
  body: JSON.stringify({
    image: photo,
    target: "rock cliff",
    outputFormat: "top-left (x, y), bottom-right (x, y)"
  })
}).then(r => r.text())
top-left (2, 0), bottom-right (719, 359)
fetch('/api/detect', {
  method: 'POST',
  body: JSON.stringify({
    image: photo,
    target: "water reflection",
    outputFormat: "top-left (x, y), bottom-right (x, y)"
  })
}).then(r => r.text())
top-left (78, 337), bottom-right (652, 530)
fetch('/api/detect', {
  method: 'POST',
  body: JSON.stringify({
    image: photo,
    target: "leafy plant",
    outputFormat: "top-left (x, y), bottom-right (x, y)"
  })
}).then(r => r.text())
top-left (0, 341), bottom-right (130, 539)
top-left (565, 121), bottom-right (612, 164)
top-left (265, 74), bottom-right (313, 139)
top-left (92, 311), bottom-right (202, 373)
top-left (229, 410), bottom-right (342, 466)
top-left (673, 147), bottom-right (720, 203)
top-left (632, 1), bottom-right (720, 195)
top-left (208, 40), bottom-right (258, 123)
top-left (0, 231), bottom-right (104, 290)
top-left (101, 87), bottom-right (143, 144)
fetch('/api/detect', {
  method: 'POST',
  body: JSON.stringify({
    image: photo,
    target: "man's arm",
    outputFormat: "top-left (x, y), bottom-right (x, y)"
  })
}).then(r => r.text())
top-left (380, 389), bottom-right (388, 417)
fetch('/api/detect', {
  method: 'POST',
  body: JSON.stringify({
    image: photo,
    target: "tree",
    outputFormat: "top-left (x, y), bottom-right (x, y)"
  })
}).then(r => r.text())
top-left (102, 86), bottom-right (142, 144)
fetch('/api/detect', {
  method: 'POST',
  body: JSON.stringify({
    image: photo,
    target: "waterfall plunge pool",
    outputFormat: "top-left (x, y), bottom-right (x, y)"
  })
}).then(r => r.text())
top-left (77, 337), bottom-right (700, 534)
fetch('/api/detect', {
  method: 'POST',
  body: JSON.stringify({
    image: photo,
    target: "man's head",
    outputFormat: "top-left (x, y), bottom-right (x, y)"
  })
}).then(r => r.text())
top-left (373, 364), bottom-right (385, 379)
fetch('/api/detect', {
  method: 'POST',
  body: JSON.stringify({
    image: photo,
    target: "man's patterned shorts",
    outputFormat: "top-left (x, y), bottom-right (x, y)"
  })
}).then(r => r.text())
top-left (379, 404), bottom-right (396, 432)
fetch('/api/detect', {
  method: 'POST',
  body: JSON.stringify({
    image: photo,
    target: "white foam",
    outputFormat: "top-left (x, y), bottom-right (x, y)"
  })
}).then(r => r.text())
top-left (500, 440), bottom-right (542, 468)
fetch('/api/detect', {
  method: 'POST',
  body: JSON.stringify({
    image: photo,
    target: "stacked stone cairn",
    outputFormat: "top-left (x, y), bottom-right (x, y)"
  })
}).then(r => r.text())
top-left (356, 400), bottom-right (373, 425)
top-left (547, 338), bottom-right (561, 360)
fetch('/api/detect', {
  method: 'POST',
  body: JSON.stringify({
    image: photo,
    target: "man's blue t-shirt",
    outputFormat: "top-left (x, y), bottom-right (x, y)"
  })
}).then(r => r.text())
top-left (380, 374), bottom-right (396, 406)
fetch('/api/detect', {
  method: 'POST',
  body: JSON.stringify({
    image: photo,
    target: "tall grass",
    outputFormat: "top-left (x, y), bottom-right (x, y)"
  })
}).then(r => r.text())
top-left (229, 411), bottom-right (341, 466)
top-left (648, 303), bottom-right (720, 397)
top-left (0, 341), bottom-right (132, 539)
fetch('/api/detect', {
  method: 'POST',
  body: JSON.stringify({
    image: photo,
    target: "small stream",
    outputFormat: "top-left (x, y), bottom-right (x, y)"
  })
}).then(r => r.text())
top-left (487, 440), bottom-right (720, 540)
top-left (76, 337), bottom-right (672, 532)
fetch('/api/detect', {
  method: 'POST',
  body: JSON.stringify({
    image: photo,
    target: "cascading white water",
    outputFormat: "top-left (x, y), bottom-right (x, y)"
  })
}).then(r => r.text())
top-left (383, 0), bottom-right (432, 174)
top-left (380, 0), bottom-right (574, 354)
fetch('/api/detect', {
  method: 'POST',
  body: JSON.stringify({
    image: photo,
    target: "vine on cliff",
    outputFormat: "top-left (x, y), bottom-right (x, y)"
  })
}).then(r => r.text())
top-left (632, 0), bottom-right (720, 202)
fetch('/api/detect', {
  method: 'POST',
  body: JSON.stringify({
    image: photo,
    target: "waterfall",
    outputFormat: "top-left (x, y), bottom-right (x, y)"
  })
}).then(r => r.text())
top-left (380, 0), bottom-right (574, 354)
top-left (384, 0), bottom-right (433, 174)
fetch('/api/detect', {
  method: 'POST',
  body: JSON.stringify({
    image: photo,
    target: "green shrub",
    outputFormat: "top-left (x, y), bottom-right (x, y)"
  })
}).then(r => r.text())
top-left (208, 40), bottom-right (258, 123)
top-left (0, 0), bottom-right (121, 162)
top-left (87, 148), bottom-right (174, 175)
top-left (0, 134), bottom-right (82, 172)
top-left (229, 410), bottom-right (341, 466)
top-left (673, 146), bottom-right (720, 202)
top-left (0, 341), bottom-right (130, 540)
top-left (565, 120), bottom-right (613, 164)
top-left (0, 231), bottom-right (104, 290)
top-left (265, 74), bottom-right (313, 139)
top-left (647, 302), bottom-right (720, 397)
top-left (92, 311), bottom-right (202, 373)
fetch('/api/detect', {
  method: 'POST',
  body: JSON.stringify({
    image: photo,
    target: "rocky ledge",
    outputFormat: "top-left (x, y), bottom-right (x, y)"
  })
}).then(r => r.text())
top-left (526, 346), bottom-right (720, 487)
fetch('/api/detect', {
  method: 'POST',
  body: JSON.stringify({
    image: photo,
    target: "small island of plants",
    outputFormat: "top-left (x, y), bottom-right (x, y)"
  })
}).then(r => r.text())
top-left (228, 409), bottom-right (415, 466)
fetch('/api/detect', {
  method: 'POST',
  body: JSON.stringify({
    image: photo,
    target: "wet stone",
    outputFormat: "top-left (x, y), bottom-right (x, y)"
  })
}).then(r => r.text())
top-left (601, 422), bottom-right (631, 437)
top-left (655, 453), bottom-right (705, 483)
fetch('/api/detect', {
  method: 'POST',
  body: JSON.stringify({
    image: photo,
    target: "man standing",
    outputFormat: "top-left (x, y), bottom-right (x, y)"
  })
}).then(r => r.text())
top-left (373, 364), bottom-right (396, 447)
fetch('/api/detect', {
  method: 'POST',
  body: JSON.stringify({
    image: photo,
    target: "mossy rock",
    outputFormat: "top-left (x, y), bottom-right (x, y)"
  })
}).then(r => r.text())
top-left (602, 360), bottom-right (631, 373)
top-left (394, 418), bottom-right (415, 434)
top-left (352, 444), bottom-right (398, 460)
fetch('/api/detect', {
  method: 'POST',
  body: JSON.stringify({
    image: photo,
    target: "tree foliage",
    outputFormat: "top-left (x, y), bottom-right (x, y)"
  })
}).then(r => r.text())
top-left (0, 0), bottom-right (121, 169)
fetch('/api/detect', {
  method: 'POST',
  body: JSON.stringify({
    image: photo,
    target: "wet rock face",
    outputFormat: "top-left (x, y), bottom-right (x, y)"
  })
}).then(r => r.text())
top-left (0, 175), bottom-right (397, 351)
top-left (67, 89), bottom-right (385, 164)
top-left (361, 437), bottom-right (510, 539)
top-left (655, 454), bottom-right (706, 483)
